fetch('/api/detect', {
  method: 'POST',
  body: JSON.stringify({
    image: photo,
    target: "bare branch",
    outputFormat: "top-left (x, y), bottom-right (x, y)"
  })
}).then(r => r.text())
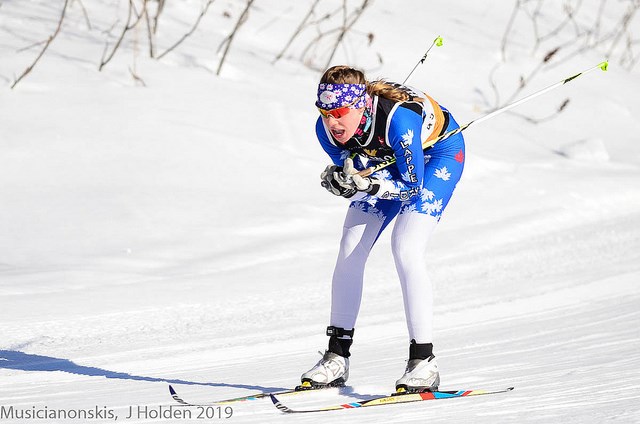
top-left (99, 0), bottom-right (147, 71)
top-left (99, 0), bottom-right (133, 71)
top-left (501, 0), bottom-right (522, 61)
top-left (293, 0), bottom-right (372, 70)
top-left (16, 40), bottom-right (48, 53)
top-left (273, 0), bottom-right (321, 64)
top-left (156, 0), bottom-right (215, 60)
top-left (299, 27), bottom-right (341, 69)
top-left (323, 0), bottom-right (371, 69)
top-left (606, 3), bottom-right (637, 59)
top-left (216, 0), bottom-right (255, 76)
top-left (508, 98), bottom-right (571, 124)
top-left (11, 0), bottom-right (70, 89)
top-left (129, 66), bottom-right (146, 86)
top-left (143, 0), bottom-right (155, 58)
top-left (324, 0), bottom-right (349, 69)
top-left (488, 0), bottom-right (639, 120)
top-left (151, 0), bottom-right (165, 34)
top-left (72, 0), bottom-right (92, 30)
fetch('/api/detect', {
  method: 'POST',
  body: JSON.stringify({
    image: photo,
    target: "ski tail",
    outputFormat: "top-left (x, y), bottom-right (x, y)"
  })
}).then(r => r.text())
top-left (168, 383), bottom-right (345, 406)
top-left (168, 384), bottom-right (292, 406)
top-left (169, 385), bottom-right (189, 405)
top-left (269, 394), bottom-right (297, 413)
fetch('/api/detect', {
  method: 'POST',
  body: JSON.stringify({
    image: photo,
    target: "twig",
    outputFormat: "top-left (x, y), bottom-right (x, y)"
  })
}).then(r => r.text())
top-left (487, 62), bottom-right (503, 110)
top-left (99, 0), bottom-right (146, 71)
top-left (16, 40), bottom-right (48, 53)
top-left (152, 0), bottom-right (165, 34)
top-left (11, 0), bottom-right (70, 89)
top-left (532, 0), bottom-right (582, 54)
top-left (324, 0), bottom-right (370, 70)
top-left (72, 0), bottom-right (92, 30)
top-left (606, 2), bottom-right (637, 59)
top-left (216, 0), bottom-right (255, 76)
top-left (273, 0), bottom-right (320, 63)
top-left (324, 0), bottom-right (348, 69)
top-left (129, 66), bottom-right (146, 86)
top-left (508, 98), bottom-right (570, 124)
top-left (100, 0), bottom-right (133, 70)
top-left (156, 0), bottom-right (215, 60)
top-left (501, 0), bottom-right (522, 61)
top-left (144, 1), bottom-right (155, 58)
top-left (299, 27), bottom-right (341, 69)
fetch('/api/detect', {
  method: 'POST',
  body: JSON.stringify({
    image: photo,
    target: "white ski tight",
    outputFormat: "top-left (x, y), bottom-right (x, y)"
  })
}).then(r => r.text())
top-left (330, 206), bottom-right (438, 343)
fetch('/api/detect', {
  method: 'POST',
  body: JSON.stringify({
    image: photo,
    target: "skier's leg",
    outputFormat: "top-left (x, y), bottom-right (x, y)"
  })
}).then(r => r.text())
top-left (389, 205), bottom-right (441, 393)
top-left (329, 200), bottom-right (399, 331)
top-left (392, 127), bottom-right (465, 392)
top-left (391, 211), bottom-right (439, 343)
top-left (301, 200), bottom-right (399, 388)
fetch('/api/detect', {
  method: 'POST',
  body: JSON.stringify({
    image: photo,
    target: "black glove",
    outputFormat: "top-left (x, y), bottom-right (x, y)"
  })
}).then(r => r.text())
top-left (320, 164), bottom-right (357, 198)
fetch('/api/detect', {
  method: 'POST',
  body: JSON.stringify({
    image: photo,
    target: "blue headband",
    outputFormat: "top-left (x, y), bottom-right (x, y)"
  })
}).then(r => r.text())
top-left (315, 83), bottom-right (367, 110)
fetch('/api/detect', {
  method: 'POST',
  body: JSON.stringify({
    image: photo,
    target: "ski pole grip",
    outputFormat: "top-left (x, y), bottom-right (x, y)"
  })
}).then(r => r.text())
top-left (357, 167), bottom-right (374, 178)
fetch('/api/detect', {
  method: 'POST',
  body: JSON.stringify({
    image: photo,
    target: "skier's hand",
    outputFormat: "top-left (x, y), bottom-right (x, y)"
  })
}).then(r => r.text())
top-left (320, 164), bottom-right (356, 198)
top-left (343, 158), bottom-right (371, 191)
top-left (343, 158), bottom-right (379, 194)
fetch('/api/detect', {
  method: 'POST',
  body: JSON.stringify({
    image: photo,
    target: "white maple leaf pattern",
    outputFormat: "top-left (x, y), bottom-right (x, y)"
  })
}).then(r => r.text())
top-left (349, 200), bottom-right (385, 222)
top-left (401, 170), bottom-right (413, 182)
top-left (420, 188), bottom-right (435, 202)
top-left (434, 166), bottom-right (451, 181)
top-left (377, 169), bottom-right (392, 180)
top-left (422, 198), bottom-right (443, 215)
top-left (371, 208), bottom-right (386, 222)
top-left (401, 203), bottom-right (417, 214)
top-left (424, 155), bottom-right (432, 164)
top-left (402, 129), bottom-right (414, 144)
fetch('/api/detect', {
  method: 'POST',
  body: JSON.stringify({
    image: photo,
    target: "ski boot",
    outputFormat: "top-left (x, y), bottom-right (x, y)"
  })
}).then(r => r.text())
top-left (298, 326), bottom-right (353, 391)
top-left (395, 341), bottom-right (440, 394)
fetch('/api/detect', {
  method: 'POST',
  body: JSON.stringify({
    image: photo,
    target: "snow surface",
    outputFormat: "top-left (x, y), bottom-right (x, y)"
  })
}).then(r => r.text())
top-left (1, 0), bottom-right (640, 423)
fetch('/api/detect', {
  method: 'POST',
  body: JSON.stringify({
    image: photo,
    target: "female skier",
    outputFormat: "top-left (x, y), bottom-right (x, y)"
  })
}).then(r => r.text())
top-left (300, 65), bottom-right (465, 393)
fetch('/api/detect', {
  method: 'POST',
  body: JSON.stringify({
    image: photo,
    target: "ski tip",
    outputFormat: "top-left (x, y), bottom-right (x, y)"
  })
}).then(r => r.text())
top-left (507, 386), bottom-right (515, 392)
top-left (168, 385), bottom-right (190, 405)
top-left (269, 394), bottom-right (294, 413)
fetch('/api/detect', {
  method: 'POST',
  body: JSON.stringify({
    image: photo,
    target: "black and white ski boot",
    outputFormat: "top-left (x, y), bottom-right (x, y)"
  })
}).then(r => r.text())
top-left (297, 326), bottom-right (353, 391)
top-left (298, 351), bottom-right (349, 390)
top-left (395, 341), bottom-right (440, 394)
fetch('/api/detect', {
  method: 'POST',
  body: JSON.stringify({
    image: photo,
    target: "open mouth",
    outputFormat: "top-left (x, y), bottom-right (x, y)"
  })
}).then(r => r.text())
top-left (331, 128), bottom-right (346, 138)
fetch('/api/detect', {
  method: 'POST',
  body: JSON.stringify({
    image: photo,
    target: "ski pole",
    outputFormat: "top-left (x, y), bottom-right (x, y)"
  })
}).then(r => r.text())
top-left (402, 36), bottom-right (444, 85)
top-left (358, 60), bottom-right (609, 178)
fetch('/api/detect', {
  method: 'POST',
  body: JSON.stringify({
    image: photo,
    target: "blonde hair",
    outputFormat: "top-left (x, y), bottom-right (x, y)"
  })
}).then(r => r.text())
top-left (319, 65), bottom-right (424, 103)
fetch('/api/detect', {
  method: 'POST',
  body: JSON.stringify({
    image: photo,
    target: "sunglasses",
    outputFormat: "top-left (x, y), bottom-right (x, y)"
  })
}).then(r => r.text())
top-left (317, 105), bottom-right (353, 119)
top-left (317, 97), bottom-right (362, 119)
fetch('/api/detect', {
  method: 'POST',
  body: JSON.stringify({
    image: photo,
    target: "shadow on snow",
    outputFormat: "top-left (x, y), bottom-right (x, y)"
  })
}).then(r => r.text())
top-left (0, 350), bottom-right (288, 393)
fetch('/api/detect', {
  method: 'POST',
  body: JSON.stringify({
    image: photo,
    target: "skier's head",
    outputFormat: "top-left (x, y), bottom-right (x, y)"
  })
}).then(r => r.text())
top-left (315, 65), bottom-right (423, 143)
top-left (316, 66), bottom-right (367, 143)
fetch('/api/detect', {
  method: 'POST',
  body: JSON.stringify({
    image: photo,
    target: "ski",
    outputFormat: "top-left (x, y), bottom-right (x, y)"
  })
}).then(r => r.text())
top-left (270, 386), bottom-right (514, 413)
top-left (168, 384), bottom-right (345, 406)
top-left (168, 385), bottom-right (298, 406)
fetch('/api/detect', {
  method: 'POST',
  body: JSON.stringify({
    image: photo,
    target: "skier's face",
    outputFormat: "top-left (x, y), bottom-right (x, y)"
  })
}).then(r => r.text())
top-left (321, 107), bottom-right (364, 144)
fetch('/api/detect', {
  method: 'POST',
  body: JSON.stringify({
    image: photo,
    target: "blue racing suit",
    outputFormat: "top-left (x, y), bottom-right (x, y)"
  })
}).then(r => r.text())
top-left (316, 90), bottom-right (465, 232)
